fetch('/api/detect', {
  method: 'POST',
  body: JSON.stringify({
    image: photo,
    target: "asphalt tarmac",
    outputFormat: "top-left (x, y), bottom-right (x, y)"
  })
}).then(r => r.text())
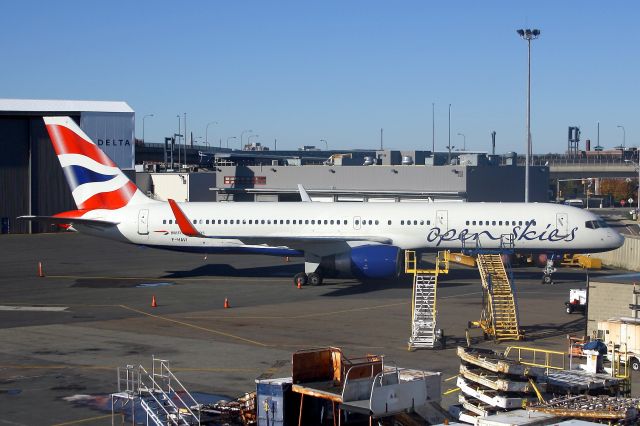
top-left (0, 232), bottom-right (634, 425)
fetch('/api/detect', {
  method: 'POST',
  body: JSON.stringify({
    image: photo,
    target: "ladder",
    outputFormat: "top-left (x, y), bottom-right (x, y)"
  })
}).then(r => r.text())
top-left (476, 254), bottom-right (522, 341)
top-left (111, 356), bottom-right (201, 426)
top-left (406, 250), bottom-right (449, 350)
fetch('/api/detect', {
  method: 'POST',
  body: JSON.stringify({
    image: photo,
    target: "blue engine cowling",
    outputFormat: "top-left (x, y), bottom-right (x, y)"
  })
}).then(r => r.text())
top-left (322, 245), bottom-right (401, 279)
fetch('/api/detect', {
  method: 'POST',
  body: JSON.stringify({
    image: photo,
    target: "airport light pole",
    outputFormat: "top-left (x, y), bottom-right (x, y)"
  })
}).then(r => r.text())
top-left (447, 104), bottom-right (452, 163)
top-left (226, 136), bottom-right (237, 149)
top-left (432, 103), bottom-right (435, 153)
top-left (625, 159), bottom-right (640, 216)
top-left (517, 28), bottom-right (541, 203)
top-left (206, 121), bottom-right (218, 146)
top-left (617, 125), bottom-right (626, 148)
top-left (240, 130), bottom-right (252, 150)
top-left (176, 114), bottom-right (181, 164)
top-left (457, 132), bottom-right (466, 151)
top-left (320, 139), bottom-right (328, 150)
top-left (142, 114), bottom-right (154, 145)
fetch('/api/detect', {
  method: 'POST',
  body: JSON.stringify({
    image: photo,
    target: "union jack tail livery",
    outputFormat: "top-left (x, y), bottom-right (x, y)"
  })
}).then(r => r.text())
top-left (43, 116), bottom-right (148, 211)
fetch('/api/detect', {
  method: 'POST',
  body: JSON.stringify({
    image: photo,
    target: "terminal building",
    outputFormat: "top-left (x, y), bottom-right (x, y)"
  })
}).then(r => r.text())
top-left (0, 98), bottom-right (549, 234)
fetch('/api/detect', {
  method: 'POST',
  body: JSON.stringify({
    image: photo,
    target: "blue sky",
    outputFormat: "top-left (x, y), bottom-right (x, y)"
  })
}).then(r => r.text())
top-left (1, 1), bottom-right (638, 153)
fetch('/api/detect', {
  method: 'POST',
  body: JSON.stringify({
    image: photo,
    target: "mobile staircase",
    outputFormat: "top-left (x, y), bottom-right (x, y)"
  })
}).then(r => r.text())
top-left (405, 250), bottom-right (450, 350)
top-left (111, 356), bottom-right (201, 426)
top-left (465, 236), bottom-right (523, 342)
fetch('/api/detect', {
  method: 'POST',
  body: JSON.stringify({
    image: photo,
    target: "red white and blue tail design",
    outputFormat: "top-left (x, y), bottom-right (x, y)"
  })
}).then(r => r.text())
top-left (44, 116), bottom-right (148, 210)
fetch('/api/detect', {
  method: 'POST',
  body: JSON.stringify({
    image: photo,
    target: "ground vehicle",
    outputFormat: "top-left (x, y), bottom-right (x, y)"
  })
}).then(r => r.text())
top-left (565, 288), bottom-right (587, 314)
top-left (596, 318), bottom-right (640, 371)
top-left (564, 199), bottom-right (585, 208)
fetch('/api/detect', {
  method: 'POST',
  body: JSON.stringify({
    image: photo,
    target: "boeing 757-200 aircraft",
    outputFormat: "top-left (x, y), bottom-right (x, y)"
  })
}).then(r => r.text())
top-left (20, 117), bottom-right (624, 285)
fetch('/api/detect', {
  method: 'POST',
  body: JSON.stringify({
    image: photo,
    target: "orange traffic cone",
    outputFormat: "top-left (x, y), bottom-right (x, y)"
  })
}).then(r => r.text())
top-left (224, 298), bottom-right (230, 309)
top-left (38, 262), bottom-right (44, 278)
top-left (297, 279), bottom-right (302, 289)
top-left (151, 295), bottom-right (158, 308)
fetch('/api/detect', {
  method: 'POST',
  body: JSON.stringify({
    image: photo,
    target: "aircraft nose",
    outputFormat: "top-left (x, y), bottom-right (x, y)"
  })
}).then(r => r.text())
top-left (609, 230), bottom-right (625, 249)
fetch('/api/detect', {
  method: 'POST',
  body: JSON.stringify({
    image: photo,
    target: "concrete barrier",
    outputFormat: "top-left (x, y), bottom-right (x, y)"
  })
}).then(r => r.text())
top-left (597, 235), bottom-right (640, 271)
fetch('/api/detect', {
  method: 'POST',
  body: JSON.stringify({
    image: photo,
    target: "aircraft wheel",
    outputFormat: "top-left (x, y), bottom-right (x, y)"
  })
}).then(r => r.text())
top-left (566, 306), bottom-right (573, 314)
top-left (293, 272), bottom-right (308, 287)
top-left (307, 272), bottom-right (323, 286)
top-left (542, 275), bottom-right (552, 285)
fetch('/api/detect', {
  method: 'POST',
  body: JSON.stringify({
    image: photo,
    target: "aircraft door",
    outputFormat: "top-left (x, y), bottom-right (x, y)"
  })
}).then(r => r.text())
top-left (353, 216), bottom-right (362, 230)
top-left (556, 212), bottom-right (568, 236)
top-left (436, 210), bottom-right (448, 231)
top-left (138, 209), bottom-right (149, 235)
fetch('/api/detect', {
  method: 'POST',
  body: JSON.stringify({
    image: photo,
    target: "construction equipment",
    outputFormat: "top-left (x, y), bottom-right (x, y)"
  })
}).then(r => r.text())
top-left (466, 236), bottom-right (523, 341)
top-left (405, 250), bottom-right (450, 350)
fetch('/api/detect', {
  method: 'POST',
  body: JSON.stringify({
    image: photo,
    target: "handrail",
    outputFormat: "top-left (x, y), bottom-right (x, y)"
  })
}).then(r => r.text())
top-left (160, 362), bottom-right (201, 422)
top-left (138, 365), bottom-right (180, 425)
top-left (504, 346), bottom-right (565, 372)
top-left (341, 360), bottom-right (384, 401)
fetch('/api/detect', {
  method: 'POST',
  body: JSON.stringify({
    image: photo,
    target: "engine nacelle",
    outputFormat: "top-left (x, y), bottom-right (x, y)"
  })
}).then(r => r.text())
top-left (321, 245), bottom-right (401, 279)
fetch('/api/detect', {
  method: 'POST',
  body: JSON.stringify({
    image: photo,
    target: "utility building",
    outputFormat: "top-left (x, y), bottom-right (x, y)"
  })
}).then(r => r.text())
top-left (0, 99), bottom-right (134, 234)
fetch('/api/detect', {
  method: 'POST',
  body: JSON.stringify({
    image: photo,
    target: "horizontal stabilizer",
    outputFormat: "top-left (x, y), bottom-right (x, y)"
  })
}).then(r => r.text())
top-left (18, 215), bottom-right (119, 228)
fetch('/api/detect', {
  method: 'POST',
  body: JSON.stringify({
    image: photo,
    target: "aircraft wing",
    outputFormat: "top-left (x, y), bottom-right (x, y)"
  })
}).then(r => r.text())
top-left (18, 215), bottom-right (119, 228)
top-left (167, 199), bottom-right (392, 248)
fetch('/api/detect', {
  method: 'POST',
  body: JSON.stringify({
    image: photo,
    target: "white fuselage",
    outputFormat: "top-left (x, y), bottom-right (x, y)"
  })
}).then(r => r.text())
top-left (77, 201), bottom-right (624, 255)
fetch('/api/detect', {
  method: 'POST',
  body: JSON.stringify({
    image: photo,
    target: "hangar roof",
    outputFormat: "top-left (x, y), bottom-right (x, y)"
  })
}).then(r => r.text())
top-left (0, 98), bottom-right (134, 113)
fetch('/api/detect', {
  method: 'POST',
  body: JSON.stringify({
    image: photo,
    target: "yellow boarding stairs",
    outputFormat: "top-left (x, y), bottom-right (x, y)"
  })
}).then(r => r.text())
top-left (475, 253), bottom-right (523, 341)
top-left (405, 250), bottom-right (449, 350)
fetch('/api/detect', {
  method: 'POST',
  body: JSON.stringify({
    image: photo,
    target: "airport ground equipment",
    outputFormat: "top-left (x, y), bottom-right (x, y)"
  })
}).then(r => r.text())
top-left (111, 356), bottom-right (201, 425)
top-left (565, 288), bottom-right (587, 314)
top-left (465, 236), bottom-right (523, 341)
top-left (405, 250), bottom-right (450, 350)
top-left (290, 347), bottom-right (441, 424)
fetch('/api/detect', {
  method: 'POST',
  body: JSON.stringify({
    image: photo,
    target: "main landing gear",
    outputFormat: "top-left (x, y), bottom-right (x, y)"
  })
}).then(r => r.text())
top-left (293, 271), bottom-right (324, 286)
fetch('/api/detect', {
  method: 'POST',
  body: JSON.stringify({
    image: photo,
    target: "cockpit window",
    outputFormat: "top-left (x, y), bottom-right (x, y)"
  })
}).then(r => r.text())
top-left (585, 220), bottom-right (609, 229)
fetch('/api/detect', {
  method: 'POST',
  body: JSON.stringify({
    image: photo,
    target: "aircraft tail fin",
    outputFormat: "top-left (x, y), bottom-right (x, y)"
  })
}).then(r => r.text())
top-left (43, 116), bottom-right (148, 210)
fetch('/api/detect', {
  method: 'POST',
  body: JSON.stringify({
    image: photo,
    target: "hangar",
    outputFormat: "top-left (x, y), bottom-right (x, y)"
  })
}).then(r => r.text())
top-left (0, 99), bottom-right (134, 234)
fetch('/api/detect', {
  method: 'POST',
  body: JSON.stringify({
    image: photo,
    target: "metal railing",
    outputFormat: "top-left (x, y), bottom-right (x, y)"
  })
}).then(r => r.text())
top-left (504, 346), bottom-right (565, 372)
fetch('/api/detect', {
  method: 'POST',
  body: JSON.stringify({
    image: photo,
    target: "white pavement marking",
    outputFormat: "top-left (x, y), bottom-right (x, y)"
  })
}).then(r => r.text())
top-left (0, 305), bottom-right (68, 312)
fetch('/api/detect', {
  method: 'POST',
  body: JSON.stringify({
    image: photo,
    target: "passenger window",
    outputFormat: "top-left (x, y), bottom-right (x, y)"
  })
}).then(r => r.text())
top-left (518, 221), bottom-right (523, 226)
top-left (169, 219), bottom-right (173, 224)
top-left (311, 220), bottom-right (315, 225)
top-left (479, 221), bottom-right (483, 225)
top-left (305, 220), bottom-right (309, 224)
top-left (375, 220), bottom-right (379, 225)
top-left (492, 221), bottom-right (496, 226)
top-left (224, 220), bottom-right (228, 224)
top-left (205, 220), bottom-right (209, 224)
top-left (498, 221), bottom-right (502, 225)
top-left (465, 221), bottom-right (469, 225)
top-left (163, 219), bottom-right (167, 224)
top-left (427, 220), bottom-right (431, 225)
top-left (388, 220), bottom-right (392, 225)
top-left (249, 220), bottom-right (253, 224)
top-left (324, 220), bottom-right (328, 225)
top-left (369, 220), bottom-right (373, 225)
top-left (355, 220), bottom-right (360, 225)
top-left (286, 220), bottom-right (290, 224)
top-left (330, 220), bottom-right (334, 225)
top-left (261, 220), bottom-right (265, 224)
top-left (401, 220), bottom-right (404, 225)
top-left (532, 220), bottom-right (536, 226)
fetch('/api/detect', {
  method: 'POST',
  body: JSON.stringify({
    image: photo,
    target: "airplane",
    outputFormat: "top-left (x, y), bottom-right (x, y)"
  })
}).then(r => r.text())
top-left (19, 116), bottom-right (624, 286)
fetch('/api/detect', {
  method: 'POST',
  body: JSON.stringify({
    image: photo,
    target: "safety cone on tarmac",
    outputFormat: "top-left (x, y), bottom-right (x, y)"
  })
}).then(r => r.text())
top-left (297, 279), bottom-right (302, 289)
top-left (224, 298), bottom-right (230, 309)
top-left (38, 262), bottom-right (44, 278)
top-left (151, 295), bottom-right (158, 308)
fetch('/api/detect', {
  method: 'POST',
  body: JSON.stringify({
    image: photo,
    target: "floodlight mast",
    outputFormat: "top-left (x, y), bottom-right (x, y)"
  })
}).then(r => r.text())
top-left (517, 27), bottom-right (541, 203)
